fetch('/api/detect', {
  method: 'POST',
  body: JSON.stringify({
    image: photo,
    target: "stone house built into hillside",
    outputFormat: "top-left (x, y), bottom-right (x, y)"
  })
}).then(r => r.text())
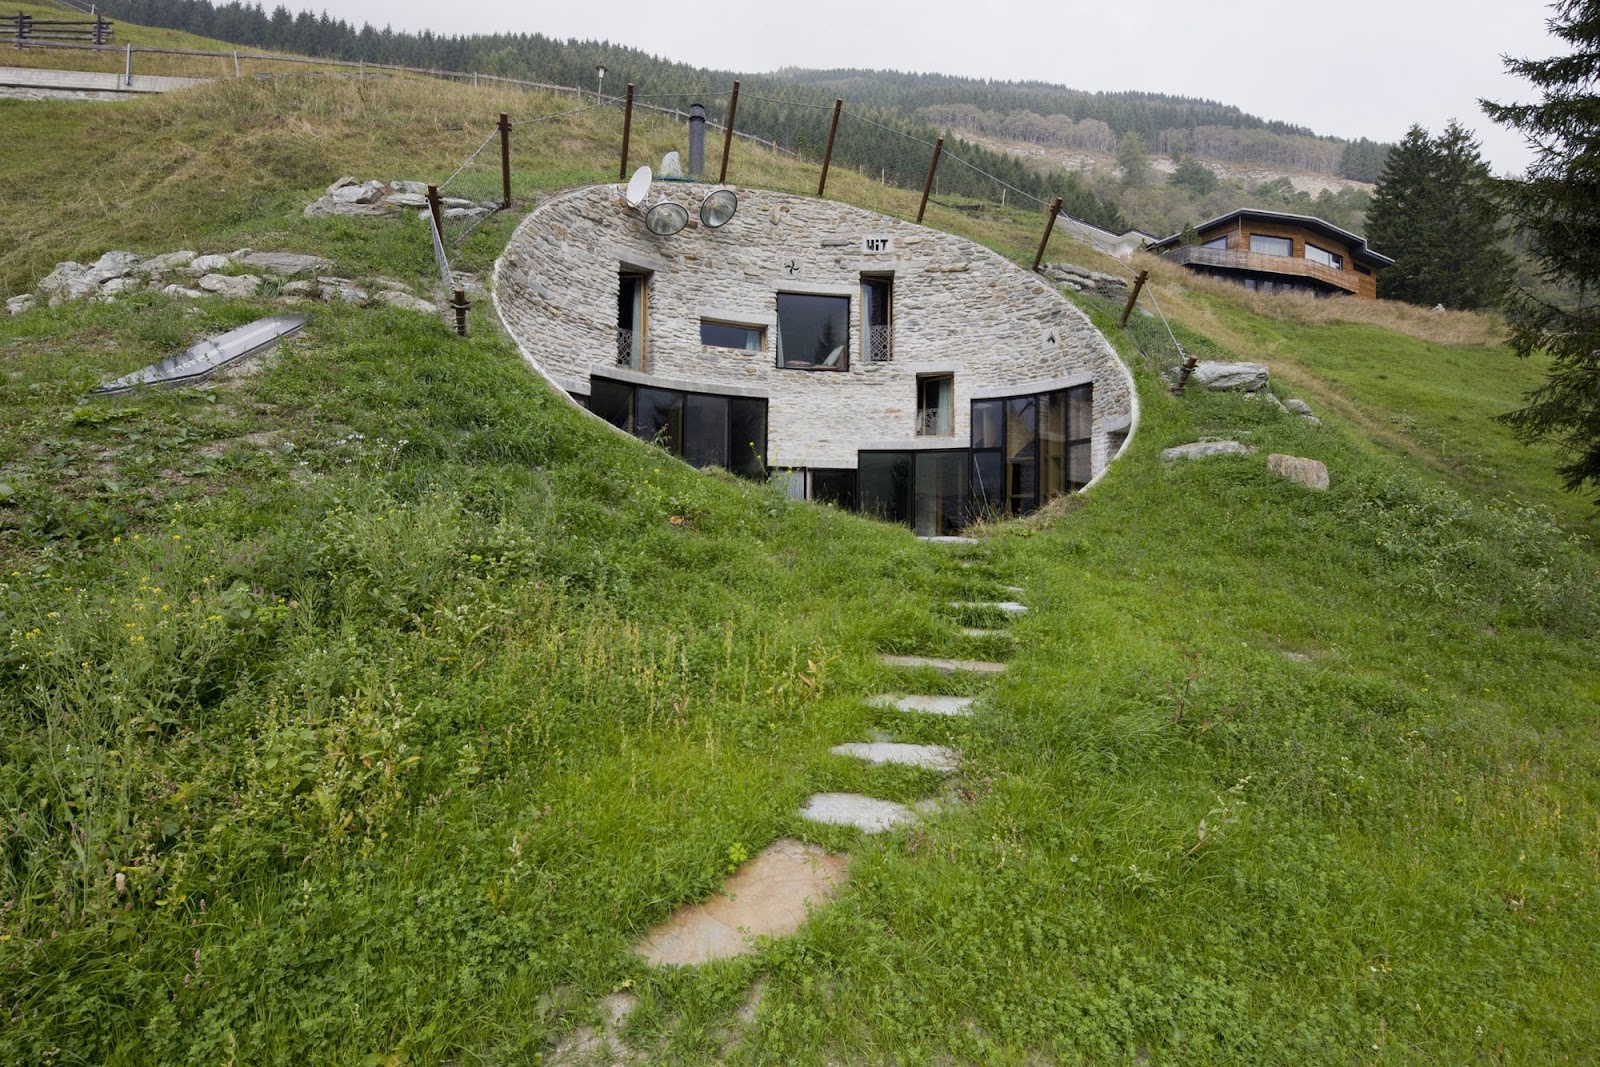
top-left (1148, 208), bottom-right (1393, 299)
top-left (493, 183), bottom-right (1137, 535)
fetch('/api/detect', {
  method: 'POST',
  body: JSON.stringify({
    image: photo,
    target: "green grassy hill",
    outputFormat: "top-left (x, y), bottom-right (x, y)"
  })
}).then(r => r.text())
top-left (1, 68), bottom-right (1597, 1066)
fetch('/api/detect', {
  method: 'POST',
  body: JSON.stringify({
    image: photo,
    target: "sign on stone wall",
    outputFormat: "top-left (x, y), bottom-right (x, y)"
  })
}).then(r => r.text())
top-left (863, 234), bottom-right (894, 254)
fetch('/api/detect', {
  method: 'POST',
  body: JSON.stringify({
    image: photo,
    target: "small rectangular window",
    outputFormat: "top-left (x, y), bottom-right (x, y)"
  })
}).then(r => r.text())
top-left (916, 374), bottom-right (953, 436)
top-left (777, 293), bottom-right (850, 370)
top-left (1201, 235), bottom-right (1229, 250)
top-left (700, 321), bottom-right (763, 352)
top-left (1249, 234), bottom-right (1293, 257)
top-left (1305, 243), bottom-right (1344, 270)
top-left (862, 275), bottom-right (893, 362)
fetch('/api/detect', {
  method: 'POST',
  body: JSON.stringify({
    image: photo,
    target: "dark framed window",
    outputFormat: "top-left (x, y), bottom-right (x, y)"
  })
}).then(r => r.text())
top-left (587, 374), bottom-right (767, 480)
top-left (859, 449), bottom-right (970, 536)
top-left (969, 383), bottom-right (1092, 518)
top-left (700, 321), bottom-right (763, 352)
top-left (776, 293), bottom-right (850, 370)
top-left (617, 272), bottom-right (647, 369)
top-left (1304, 243), bottom-right (1344, 270)
top-left (916, 374), bottom-right (953, 436)
top-left (862, 275), bottom-right (893, 362)
top-left (1201, 235), bottom-right (1229, 250)
top-left (1249, 234), bottom-right (1293, 257)
top-left (810, 468), bottom-right (857, 510)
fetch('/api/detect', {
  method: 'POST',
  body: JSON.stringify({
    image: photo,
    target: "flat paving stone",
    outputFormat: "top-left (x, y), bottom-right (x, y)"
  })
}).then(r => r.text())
top-left (831, 742), bottom-right (959, 772)
top-left (919, 535), bottom-right (979, 544)
top-left (879, 653), bottom-right (1007, 675)
top-left (961, 627), bottom-right (1015, 639)
top-left (634, 838), bottom-right (848, 967)
top-left (950, 600), bottom-right (1029, 615)
top-left (869, 693), bottom-right (977, 717)
top-left (799, 793), bottom-right (917, 833)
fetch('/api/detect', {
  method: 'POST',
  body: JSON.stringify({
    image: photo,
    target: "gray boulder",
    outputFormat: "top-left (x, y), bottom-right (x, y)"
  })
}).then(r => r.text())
top-left (1162, 440), bottom-right (1254, 462)
top-left (96, 276), bottom-right (142, 300)
top-left (1191, 361), bottom-right (1270, 392)
top-left (137, 250), bottom-right (197, 274)
top-left (189, 253), bottom-right (232, 274)
top-left (332, 180), bottom-right (385, 205)
top-left (1267, 453), bottom-right (1330, 491)
top-left (6, 294), bottom-right (34, 315)
top-left (393, 179), bottom-right (429, 195)
top-left (326, 175), bottom-right (360, 194)
top-left (197, 273), bottom-right (261, 298)
top-left (375, 289), bottom-right (438, 314)
top-left (1285, 398), bottom-right (1314, 416)
top-left (385, 193), bottom-right (429, 209)
top-left (39, 265), bottom-right (99, 306)
top-left (277, 279), bottom-right (319, 298)
top-left (85, 251), bottom-right (141, 284)
top-left (238, 251), bottom-right (333, 276)
top-left (162, 284), bottom-right (208, 299)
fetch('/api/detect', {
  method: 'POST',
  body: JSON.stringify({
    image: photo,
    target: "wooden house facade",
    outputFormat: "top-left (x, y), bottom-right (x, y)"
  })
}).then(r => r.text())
top-left (1148, 209), bottom-right (1393, 299)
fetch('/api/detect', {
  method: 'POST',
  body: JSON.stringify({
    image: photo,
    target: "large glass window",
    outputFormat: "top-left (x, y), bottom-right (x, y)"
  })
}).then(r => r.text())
top-left (968, 383), bottom-right (1092, 519)
top-left (1304, 243), bottom-right (1344, 270)
top-left (776, 293), bottom-right (849, 370)
top-left (1249, 234), bottom-right (1293, 257)
top-left (700, 321), bottom-right (763, 351)
top-left (588, 375), bottom-right (767, 481)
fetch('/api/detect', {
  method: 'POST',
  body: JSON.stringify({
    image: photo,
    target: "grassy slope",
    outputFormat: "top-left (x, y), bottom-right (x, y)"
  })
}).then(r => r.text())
top-left (1, 73), bottom-right (1597, 1065)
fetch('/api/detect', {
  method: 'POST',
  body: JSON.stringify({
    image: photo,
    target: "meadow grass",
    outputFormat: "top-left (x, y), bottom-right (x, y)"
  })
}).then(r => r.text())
top-left (1, 71), bottom-right (1598, 1065)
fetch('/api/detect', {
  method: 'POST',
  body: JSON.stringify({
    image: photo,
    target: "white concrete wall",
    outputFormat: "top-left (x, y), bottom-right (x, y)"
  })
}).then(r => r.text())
top-left (494, 183), bottom-right (1135, 475)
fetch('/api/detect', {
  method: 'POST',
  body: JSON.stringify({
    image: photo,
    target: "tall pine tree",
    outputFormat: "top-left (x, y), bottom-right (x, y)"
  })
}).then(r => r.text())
top-left (1483, 0), bottom-right (1600, 500)
top-left (1365, 122), bottom-right (1511, 309)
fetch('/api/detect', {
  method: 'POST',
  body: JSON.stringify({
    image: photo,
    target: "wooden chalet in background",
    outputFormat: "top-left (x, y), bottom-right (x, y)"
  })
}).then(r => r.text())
top-left (1148, 208), bottom-right (1393, 299)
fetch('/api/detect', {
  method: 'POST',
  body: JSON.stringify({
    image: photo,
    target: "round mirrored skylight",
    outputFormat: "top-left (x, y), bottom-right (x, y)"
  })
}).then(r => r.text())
top-left (700, 189), bottom-right (738, 228)
top-left (645, 201), bottom-right (690, 236)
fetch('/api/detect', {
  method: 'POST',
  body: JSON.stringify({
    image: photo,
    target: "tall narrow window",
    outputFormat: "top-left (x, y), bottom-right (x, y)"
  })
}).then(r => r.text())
top-left (617, 272), bottom-right (647, 369)
top-left (862, 275), bottom-right (893, 362)
top-left (916, 374), bottom-right (953, 436)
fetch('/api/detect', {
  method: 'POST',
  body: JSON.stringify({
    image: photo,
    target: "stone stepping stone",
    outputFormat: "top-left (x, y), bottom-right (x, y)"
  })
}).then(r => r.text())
top-left (799, 793), bottom-right (917, 833)
top-left (868, 693), bottom-right (976, 717)
top-left (949, 600), bottom-right (1028, 615)
top-left (960, 627), bottom-right (1015, 639)
top-left (1004, 585), bottom-right (1026, 595)
top-left (634, 838), bottom-right (849, 966)
top-left (831, 742), bottom-right (959, 773)
top-left (919, 535), bottom-right (979, 544)
top-left (879, 653), bottom-right (1007, 675)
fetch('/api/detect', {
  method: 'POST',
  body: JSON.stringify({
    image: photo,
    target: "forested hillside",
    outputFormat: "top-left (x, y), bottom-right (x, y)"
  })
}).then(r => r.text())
top-left (91, 0), bottom-right (1393, 228)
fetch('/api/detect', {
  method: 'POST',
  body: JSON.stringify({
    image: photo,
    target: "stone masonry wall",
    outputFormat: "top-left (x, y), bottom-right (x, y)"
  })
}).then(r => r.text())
top-left (494, 183), bottom-right (1135, 474)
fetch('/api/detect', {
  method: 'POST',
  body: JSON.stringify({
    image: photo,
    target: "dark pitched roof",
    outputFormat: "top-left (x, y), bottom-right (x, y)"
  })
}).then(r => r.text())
top-left (1148, 208), bottom-right (1395, 268)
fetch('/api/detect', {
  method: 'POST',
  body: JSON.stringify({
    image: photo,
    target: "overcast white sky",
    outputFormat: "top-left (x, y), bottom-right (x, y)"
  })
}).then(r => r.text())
top-left (305, 0), bottom-right (1559, 174)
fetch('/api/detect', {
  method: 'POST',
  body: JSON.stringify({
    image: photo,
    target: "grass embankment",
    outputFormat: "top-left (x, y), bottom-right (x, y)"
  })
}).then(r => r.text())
top-left (2, 73), bottom-right (1598, 1064)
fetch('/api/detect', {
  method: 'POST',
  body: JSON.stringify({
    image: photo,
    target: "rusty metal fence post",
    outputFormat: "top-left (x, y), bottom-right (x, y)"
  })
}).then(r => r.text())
top-left (618, 84), bottom-right (635, 180)
top-left (916, 137), bottom-right (944, 223)
top-left (817, 98), bottom-right (842, 197)
top-left (1032, 196), bottom-right (1063, 272)
top-left (719, 80), bottom-right (739, 184)
top-left (451, 289), bottom-right (469, 337)
top-left (499, 112), bottom-right (512, 208)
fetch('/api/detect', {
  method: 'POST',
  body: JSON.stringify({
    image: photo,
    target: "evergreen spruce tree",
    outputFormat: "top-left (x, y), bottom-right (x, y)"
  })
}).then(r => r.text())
top-left (1365, 123), bottom-right (1510, 309)
top-left (1483, 0), bottom-right (1600, 500)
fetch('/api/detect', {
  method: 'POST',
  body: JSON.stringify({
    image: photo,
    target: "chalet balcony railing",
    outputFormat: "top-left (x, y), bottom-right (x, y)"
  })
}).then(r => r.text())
top-left (867, 323), bottom-right (893, 362)
top-left (1160, 245), bottom-right (1359, 294)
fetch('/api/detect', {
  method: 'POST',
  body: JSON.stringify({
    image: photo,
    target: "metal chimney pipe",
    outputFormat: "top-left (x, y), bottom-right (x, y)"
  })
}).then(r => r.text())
top-left (688, 103), bottom-right (706, 179)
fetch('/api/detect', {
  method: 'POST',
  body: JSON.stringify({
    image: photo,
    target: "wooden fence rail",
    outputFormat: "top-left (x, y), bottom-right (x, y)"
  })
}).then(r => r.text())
top-left (6, 14), bottom-right (114, 44)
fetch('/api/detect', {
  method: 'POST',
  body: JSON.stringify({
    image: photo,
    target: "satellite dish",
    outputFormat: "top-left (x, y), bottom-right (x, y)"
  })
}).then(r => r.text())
top-left (700, 188), bottom-right (738, 228)
top-left (624, 166), bottom-right (653, 208)
top-left (645, 201), bottom-right (690, 236)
